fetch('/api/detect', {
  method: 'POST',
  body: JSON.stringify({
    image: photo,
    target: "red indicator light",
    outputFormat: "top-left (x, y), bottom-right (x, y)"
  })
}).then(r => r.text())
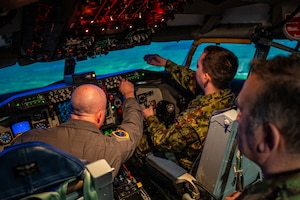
top-left (117, 108), bottom-right (123, 115)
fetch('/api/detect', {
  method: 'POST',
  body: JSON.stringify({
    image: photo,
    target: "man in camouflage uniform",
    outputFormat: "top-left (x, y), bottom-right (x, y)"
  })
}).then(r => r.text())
top-left (226, 55), bottom-right (300, 200)
top-left (138, 45), bottom-right (238, 171)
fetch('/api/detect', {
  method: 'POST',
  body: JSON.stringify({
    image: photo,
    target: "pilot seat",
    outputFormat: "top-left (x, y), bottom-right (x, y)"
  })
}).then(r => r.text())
top-left (0, 141), bottom-right (114, 200)
top-left (144, 108), bottom-right (263, 200)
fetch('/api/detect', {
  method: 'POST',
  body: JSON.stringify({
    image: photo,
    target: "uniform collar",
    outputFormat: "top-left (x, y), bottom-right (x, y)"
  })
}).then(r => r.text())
top-left (60, 119), bottom-right (101, 134)
top-left (196, 88), bottom-right (234, 104)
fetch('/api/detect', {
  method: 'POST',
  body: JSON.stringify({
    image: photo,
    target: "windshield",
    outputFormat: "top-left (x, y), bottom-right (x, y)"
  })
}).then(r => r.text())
top-left (0, 39), bottom-right (296, 97)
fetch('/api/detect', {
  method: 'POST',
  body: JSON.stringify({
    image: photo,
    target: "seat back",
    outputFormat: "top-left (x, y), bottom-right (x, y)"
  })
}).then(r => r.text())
top-left (194, 109), bottom-right (262, 199)
top-left (0, 141), bottom-right (85, 200)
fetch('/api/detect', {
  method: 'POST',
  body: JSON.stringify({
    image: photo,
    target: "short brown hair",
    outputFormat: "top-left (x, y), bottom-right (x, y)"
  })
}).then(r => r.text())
top-left (202, 45), bottom-right (238, 89)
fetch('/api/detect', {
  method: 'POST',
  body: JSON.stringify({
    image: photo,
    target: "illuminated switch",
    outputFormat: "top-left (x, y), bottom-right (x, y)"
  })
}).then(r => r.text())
top-left (117, 108), bottom-right (123, 115)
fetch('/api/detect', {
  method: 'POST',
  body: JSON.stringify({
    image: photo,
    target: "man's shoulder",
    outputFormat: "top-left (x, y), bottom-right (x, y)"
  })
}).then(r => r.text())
top-left (240, 171), bottom-right (300, 199)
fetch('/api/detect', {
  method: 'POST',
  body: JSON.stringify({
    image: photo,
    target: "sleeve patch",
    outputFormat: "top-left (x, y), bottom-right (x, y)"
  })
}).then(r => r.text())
top-left (111, 130), bottom-right (129, 139)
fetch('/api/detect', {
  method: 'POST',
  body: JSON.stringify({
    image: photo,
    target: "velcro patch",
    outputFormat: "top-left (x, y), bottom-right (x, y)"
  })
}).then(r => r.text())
top-left (111, 130), bottom-right (129, 140)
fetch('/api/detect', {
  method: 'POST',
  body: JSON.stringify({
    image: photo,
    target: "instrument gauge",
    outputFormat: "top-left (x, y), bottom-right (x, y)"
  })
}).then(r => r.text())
top-left (114, 98), bottom-right (122, 108)
top-left (0, 132), bottom-right (13, 145)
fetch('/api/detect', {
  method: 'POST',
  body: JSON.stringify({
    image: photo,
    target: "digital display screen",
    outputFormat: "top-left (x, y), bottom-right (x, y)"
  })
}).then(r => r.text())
top-left (11, 121), bottom-right (31, 135)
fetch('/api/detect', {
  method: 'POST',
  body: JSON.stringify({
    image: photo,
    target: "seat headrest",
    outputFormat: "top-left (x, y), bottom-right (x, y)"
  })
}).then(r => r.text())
top-left (0, 141), bottom-right (85, 200)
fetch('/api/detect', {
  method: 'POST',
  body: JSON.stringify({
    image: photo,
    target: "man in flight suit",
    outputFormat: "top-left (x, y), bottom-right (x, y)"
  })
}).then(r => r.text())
top-left (13, 79), bottom-right (143, 178)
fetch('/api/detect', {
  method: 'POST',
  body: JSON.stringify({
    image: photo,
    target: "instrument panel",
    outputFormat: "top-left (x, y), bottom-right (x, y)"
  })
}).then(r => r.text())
top-left (0, 69), bottom-right (176, 149)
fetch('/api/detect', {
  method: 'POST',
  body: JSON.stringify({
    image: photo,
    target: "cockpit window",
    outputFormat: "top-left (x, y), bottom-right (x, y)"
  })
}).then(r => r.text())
top-left (0, 39), bottom-right (296, 96)
top-left (267, 39), bottom-right (298, 59)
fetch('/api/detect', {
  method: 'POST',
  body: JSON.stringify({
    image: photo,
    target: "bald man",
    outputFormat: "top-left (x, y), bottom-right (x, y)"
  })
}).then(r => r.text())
top-left (13, 79), bottom-right (143, 178)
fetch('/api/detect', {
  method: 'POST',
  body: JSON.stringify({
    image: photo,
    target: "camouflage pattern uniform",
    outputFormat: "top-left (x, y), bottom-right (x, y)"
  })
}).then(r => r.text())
top-left (136, 60), bottom-right (236, 171)
top-left (237, 170), bottom-right (300, 200)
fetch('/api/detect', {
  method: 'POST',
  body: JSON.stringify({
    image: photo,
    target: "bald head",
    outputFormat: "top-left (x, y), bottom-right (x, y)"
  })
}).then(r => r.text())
top-left (70, 84), bottom-right (107, 120)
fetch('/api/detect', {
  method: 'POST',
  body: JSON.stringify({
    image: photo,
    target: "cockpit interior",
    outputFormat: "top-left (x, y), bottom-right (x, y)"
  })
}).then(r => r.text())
top-left (0, 0), bottom-right (299, 199)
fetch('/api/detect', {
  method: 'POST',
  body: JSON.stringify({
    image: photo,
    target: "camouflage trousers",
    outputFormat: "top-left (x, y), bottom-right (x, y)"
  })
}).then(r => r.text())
top-left (133, 134), bottom-right (193, 171)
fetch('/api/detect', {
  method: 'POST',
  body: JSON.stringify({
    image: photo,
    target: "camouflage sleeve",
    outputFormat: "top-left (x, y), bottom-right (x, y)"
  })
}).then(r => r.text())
top-left (165, 60), bottom-right (196, 94)
top-left (146, 108), bottom-right (209, 153)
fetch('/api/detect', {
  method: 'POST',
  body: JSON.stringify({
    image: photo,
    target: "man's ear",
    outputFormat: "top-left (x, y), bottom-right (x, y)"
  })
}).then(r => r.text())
top-left (203, 73), bottom-right (211, 89)
top-left (96, 109), bottom-right (103, 124)
top-left (259, 123), bottom-right (281, 153)
top-left (204, 73), bottom-right (211, 81)
top-left (99, 109), bottom-right (105, 119)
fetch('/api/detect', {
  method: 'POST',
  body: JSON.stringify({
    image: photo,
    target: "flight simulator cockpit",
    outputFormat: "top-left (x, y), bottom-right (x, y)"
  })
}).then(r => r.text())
top-left (1, 0), bottom-right (299, 199)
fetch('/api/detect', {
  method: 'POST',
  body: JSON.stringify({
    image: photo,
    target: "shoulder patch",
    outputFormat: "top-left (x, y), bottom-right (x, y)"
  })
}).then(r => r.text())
top-left (111, 129), bottom-right (129, 139)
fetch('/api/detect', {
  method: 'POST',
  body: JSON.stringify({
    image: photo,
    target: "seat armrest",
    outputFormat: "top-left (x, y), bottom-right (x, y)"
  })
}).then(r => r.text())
top-left (146, 153), bottom-right (187, 181)
top-left (146, 153), bottom-right (201, 199)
